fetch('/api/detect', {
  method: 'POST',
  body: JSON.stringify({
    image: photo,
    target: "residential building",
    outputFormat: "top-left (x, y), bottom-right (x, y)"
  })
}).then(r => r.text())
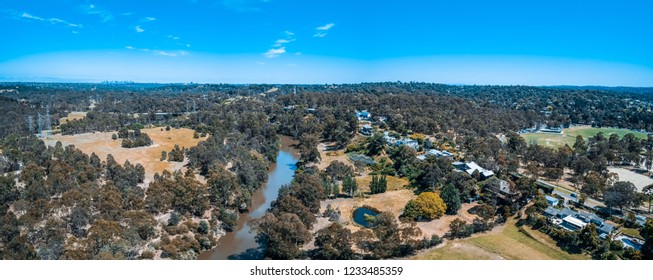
top-left (356, 110), bottom-right (372, 121)
top-left (395, 138), bottom-right (419, 150)
top-left (561, 216), bottom-right (588, 231)
top-left (425, 149), bottom-right (453, 158)
top-left (452, 161), bottom-right (495, 179)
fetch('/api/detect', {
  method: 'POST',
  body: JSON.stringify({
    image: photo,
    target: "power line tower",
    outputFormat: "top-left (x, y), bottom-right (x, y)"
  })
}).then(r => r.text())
top-left (28, 115), bottom-right (34, 134)
top-left (37, 112), bottom-right (43, 136)
top-left (45, 104), bottom-right (52, 133)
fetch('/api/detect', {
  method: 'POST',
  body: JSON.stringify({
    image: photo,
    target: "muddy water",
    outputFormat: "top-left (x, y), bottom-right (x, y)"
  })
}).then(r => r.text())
top-left (200, 136), bottom-right (299, 260)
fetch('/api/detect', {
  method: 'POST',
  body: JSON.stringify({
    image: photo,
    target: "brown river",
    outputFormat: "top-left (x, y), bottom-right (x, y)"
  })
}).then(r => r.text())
top-left (199, 136), bottom-right (299, 260)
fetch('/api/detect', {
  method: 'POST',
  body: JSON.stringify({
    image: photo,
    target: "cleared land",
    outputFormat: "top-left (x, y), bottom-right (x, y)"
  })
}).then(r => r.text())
top-left (521, 125), bottom-right (648, 148)
top-left (59, 111), bottom-right (88, 124)
top-left (413, 219), bottom-right (590, 260)
top-left (43, 127), bottom-right (206, 183)
top-left (607, 167), bottom-right (653, 192)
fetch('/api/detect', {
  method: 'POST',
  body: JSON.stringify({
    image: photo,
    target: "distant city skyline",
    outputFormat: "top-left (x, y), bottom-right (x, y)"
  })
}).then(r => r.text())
top-left (1, 0), bottom-right (652, 86)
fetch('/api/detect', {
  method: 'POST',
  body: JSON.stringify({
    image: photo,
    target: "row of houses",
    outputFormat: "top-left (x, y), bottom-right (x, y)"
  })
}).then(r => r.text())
top-left (543, 206), bottom-right (616, 237)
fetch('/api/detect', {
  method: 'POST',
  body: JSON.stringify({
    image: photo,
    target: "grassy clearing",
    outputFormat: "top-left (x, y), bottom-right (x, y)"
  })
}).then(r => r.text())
top-left (414, 219), bottom-right (590, 260)
top-left (355, 175), bottom-right (410, 193)
top-left (521, 126), bottom-right (648, 148)
top-left (44, 127), bottom-right (206, 182)
top-left (411, 240), bottom-right (501, 260)
top-left (59, 111), bottom-right (88, 125)
top-left (620, 227), bottom-right (643, 239)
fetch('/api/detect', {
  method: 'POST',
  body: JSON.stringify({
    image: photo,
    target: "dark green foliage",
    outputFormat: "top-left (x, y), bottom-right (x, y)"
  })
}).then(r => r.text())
top-left (251, 213), bottom-right (312, 260)
top-left (447, 218), bottom-right (474, 239)
top-left (642, 219), bottom-right (653, 260)
top-left (167, 144), bottom-right (185, 162)
top-left (298, 133), bottom-right (321, 163)
top-left (604, 181), bottom-right (639, 211)
top-left (217, 208), bottom-right (238, 232)
top-left (325, 160), bottom-right (353, 180)
top-left (0, 175), bottom-right (17, 213)
top-left (270, 194), bottom-right (316, 229)
top-left (440, 184), bottom-right (461, 215)
top-left (198, 220), bottom-right (210, 235)
top-left (313, 223), bottom-right (354, 260)
top-left (353, 212), bottom-right (422, 259)
top-left (369, 175), bottom-right (388, 194)
top-left (342, 174), bottom-right (358, 197)
top-left (168, 211), bottom-right (180, 226)
top-left (366, 133), bottom-right (386, 156)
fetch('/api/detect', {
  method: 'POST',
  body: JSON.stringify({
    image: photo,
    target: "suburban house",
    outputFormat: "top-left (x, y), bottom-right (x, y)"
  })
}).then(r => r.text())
top-left (452, 161), bottom-right (495, 179)
top-left (307, 108), bottom-right (316, 114)
top-left (426, 149), bottom-right (453, 158)
top-left (395, 138), bottom-right (419, 150)
top-left (483, 178), bottom-right (518, 202)
top-left (417, 149), bottom-right (454, 160)
top-left (356, 110), bottom-right (372, 121)
top-left (283, 105), bottom-right (295, 111)
top-left (561, 216), bottom-right (588, 231)
top-left (359, 124), bottom-right (373, 136)
top-left (542, 206), bottom-right (616, 236)
top-left (383, 131), bottom-right (397, 145)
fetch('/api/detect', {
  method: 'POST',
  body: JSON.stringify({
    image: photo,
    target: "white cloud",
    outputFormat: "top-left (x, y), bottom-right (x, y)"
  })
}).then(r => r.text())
top-left (284, 30), bottom-right (295, 36)
top-left (264, 47), bottom-right (286, 58)
top-left (144, 17), bottom-right (157, 21)
top-left (20, 12), bottom-right (82, 28)
top-left (135, 25), bottom-right (145, 32)
top-left (126, 46), bottom-right (135, 50)
top-left (49, 18), bottom-right (81, 28)
top-left (22, 13), bottom-right (44, 21)
top-left (168, 35), bottom-right (180, 40)
top-left (314, 23), bottom-right (334, 38)
top-left (316, 23), bottom-right (335, 31)
top-left (186, 44), bottom-right (191, 48)
top-left (273, 38), bottom-right (295, 47)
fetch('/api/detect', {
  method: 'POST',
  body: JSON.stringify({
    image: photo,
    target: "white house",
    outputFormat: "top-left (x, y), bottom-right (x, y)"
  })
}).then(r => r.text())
top-left (452, 161), bottom-right (495, 179)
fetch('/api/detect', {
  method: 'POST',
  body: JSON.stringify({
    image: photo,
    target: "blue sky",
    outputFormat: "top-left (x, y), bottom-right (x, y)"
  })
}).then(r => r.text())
top-left (1, 0), bottom-right (652, 85)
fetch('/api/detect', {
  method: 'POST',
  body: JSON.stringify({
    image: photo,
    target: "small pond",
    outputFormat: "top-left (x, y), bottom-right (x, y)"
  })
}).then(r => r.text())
top-left (352, 207), bottom-right (380, 228)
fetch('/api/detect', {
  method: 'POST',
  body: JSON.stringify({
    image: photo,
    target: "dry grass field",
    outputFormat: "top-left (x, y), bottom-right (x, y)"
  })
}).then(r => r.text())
top-left (44, 127), bottom-right (206, 182)
top-left (58, 111), bottom-right (88, 125)
top-left (412, 219), bottom-right (590, 260)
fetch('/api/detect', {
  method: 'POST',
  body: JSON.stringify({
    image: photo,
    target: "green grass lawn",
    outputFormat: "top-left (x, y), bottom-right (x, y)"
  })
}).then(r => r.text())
top-left (466, 224), bottom-right (588, 260)
top-left (414, 220), bottom-right (590, 260)
top-left (620, 227), bottom-right (643, 239)
top-left (521, 126), bottom-right (649, 149)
